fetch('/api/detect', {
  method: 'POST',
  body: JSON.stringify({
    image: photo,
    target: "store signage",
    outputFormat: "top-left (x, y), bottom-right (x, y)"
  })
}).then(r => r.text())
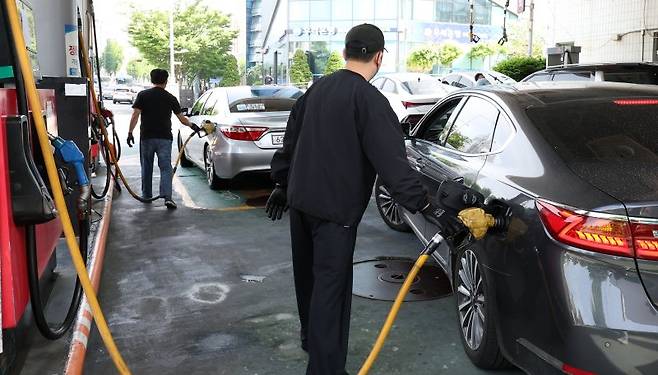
top-left (293, 26), bottom-right (339, 37)
top-left (412, 22), bottom-right (499, 44)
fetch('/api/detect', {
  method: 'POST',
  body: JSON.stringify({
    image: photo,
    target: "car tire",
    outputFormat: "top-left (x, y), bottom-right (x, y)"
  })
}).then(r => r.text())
top-left (204, 144), bottom-right (225, 190)
top-left (454, 248), bottom-right (510, 369)
top-left (113, 100), bottom-right (117, 104)
top-left (374, 176), bottom-right (411, 232)
top-left (177, 133), bottom-right (193, 168)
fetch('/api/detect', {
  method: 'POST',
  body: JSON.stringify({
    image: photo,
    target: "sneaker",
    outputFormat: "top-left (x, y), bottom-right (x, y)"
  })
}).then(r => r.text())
top-left (165, 199), bottom-right (177, 210)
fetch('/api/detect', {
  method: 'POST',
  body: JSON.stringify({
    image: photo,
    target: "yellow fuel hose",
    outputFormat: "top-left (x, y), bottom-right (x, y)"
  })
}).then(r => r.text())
top-left (4, 1), bottom-right (131, 373)
top-left (357, 253), bottom-right (430, 375)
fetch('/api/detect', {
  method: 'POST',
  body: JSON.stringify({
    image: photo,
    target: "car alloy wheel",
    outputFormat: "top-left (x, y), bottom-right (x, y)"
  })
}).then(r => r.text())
top-left (204, 145), bottom-right (222, 189)
top-left (374, 177), bottom-right (411, 232)
top-left (457, 249), bottom-right (486, 351)
top-left (378, 184), bottom-right (405, 226)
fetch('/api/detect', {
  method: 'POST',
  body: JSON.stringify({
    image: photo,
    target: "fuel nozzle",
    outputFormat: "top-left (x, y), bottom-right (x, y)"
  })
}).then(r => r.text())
top-left (200, 120), bottom-right (217, 137)
top-left (50, 135), bottom-right (90, 217)
top-left (457, 207), bottom-right (509, 240)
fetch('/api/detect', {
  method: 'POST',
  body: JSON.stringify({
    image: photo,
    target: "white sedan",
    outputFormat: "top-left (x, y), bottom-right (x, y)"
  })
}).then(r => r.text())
top-left (371, 73), bottom-right (456, 126)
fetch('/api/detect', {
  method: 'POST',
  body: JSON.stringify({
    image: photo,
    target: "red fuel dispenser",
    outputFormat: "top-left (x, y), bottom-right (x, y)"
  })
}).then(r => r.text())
top-left (0, 88), bottom-right (63, 330)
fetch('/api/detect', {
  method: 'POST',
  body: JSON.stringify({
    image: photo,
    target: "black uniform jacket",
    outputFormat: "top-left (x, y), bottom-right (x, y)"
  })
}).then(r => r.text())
top-left (271, 69), bottom-right (427, 226)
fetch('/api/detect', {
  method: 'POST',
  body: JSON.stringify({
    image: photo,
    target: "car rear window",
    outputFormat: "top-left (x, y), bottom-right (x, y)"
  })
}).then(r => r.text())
top-left (401, 79), bottom-right (445, 95)
top-left (227, 87), bottom-right (303, 113)
top-left (528, 99), bottom-right (658, 201)
top-left (604, 71), bottom-right (658, 85)
top-left (527, 99), bottom-right (658, 163)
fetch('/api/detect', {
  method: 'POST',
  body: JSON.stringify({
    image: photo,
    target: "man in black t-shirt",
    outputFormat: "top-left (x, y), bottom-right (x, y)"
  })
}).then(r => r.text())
top-left (128, 69), bottom-right (200, 209)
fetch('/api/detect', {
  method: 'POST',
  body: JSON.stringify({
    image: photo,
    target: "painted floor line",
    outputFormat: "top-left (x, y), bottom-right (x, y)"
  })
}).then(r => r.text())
top-left (173, 175), bottom-right (201, 209)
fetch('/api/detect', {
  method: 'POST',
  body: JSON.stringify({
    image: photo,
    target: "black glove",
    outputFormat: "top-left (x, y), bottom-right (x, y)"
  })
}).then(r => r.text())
top-left (422, 201), bottom-right (468, 243)
top-left (127, 132), bottom-right (134, 147)
top-left (266, 184), bottom-right (288, 221)
top-left (190, 123), bottom-right (202, 133)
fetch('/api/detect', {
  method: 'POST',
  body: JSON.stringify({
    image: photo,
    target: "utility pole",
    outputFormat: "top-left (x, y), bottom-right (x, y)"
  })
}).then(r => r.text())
top-left (528, 0), bottom-right (535, 56)
top-left (169, 1), bottom-right (178, 97)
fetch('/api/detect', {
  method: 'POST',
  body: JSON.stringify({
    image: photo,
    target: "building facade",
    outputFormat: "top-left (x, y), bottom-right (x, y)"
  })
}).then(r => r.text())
top-left (247, 0), bottom-right (518, 84)
top-left (545, 0), bottom-right (658, 64)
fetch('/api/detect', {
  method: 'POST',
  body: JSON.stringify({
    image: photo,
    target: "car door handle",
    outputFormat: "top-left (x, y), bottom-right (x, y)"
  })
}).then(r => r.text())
top-left (453, 176), bottom-right (464, 184)
top-left (411, 157), bottom-right (426, 170)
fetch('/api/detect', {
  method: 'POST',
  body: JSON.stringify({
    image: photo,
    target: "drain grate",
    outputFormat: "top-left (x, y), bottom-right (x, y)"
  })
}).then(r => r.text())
top-left (352, 257), bottom-right (452, 301)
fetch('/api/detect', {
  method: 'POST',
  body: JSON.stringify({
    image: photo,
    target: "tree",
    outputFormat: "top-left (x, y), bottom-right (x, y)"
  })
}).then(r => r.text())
top-left (324, 51), bottom-right (344, 75)
top-left (218, 55), bottom-right (240, 87)
top-left (437, 43), bottom-right (461, 68)
top-left (290, 49), bottom-right (312, 87)
top-left (502, 22), bottom-right (546, 57)
top-left (128, 1), bottom-right (237, 83)
top-left (493, 56), bottom-right (546, 81)
top-left (466, 43), bottom-right (497, 69)
top-left (101, 39), bottom-right (123, 75)
top-left (406, 46), bottom-right (438, 73)
top-left (467, 43), bottom-right (496, 62)
top-left (126, 58), bottom-right (154, 81)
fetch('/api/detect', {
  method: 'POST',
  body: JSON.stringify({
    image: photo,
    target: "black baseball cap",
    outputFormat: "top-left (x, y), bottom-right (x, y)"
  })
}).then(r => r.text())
top-left (345, 24), bottom-right (387, 55)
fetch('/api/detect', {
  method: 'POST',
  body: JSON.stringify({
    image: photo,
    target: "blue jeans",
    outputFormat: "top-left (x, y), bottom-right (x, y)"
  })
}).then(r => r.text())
top-left (140, 138), bottom-right (173, 200)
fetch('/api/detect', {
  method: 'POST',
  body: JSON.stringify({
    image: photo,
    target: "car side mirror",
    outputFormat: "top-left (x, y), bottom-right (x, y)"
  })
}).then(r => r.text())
top-left (400, 121), bottom-right (412, 136)
top-left (181, 108), bottom-right (189, 116)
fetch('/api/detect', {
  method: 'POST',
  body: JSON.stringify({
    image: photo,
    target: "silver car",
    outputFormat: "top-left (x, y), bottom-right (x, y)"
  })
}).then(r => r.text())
top-left (178, 86), bottom-right (303, 189)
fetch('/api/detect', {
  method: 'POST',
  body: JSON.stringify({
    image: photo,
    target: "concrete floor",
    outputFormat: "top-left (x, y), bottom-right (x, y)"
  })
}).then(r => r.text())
top-left (17, 102), bottom-right (522, 374)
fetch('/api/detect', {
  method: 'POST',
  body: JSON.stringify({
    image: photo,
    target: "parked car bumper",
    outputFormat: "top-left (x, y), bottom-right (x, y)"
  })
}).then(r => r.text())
top-left (210, 137), bottom-right (278, 179)
top-left (503, 236), bottom-right (658, 375)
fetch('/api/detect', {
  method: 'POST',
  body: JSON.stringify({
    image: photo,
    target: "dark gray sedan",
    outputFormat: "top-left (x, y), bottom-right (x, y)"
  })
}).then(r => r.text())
top-left (376, 82), bottom-right (658, 374)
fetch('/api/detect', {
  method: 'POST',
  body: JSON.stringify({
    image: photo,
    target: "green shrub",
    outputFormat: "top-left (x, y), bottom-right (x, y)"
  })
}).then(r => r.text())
top-left (290, 49), bottom-right (312, 87)
top-left (324, 51), bottom-right (344, 75)
top-left (492, 56), bottom-right (546, 81)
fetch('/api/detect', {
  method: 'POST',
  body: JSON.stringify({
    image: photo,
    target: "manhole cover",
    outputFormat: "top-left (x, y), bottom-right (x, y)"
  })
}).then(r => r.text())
top-left (353, 257), bottom-right (452, 301)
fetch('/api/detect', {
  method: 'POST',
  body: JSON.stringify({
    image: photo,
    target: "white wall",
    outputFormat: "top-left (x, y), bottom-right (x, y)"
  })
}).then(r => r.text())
top-left (30, 0), bottom-right (89, 76)
top-left (546, 0), bottom-right (658, 63)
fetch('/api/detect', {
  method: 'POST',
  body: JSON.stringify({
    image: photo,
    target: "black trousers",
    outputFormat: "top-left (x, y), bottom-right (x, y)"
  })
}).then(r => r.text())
top-left (290, 208), bottom-right (358, 375)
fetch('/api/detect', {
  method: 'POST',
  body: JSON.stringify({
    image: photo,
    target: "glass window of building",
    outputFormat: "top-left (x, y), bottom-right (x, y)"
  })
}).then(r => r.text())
top-left (332, 0), bottom-right (352, 20)
top-left (452, 0), bottom-right (469, 23)
top-left (289, 0), bottom-right (310, 21)
top-left (375, 0), bottom-right (398, 19)
top-left (436, 0), bottom-right (452, 22)
top-left (309, 0), bottom-right (330, 21)
top-left (474, 0), bottom-right (491, 24)
top-left (353, 0), bottom-right (375, 20)
top-left (413, 0), bottom-right (434, 21)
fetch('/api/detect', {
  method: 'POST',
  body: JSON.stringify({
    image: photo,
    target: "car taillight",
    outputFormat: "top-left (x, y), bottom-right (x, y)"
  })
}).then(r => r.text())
top-left (613, 98), bottom-right (658, 106)
top-left (402, 101), bottom-right (421, 108)
top-left (537, 201), bottom-right (633, 257)
top-left (219, 125), bottom-right (268, 141)
top-left (632, 221), bottom-right (658, 260)
top-left (562, 363), bottom-right (596, 375)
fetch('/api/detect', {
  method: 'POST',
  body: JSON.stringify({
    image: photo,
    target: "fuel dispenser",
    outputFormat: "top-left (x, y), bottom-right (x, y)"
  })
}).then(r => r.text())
top-left (0, 2), bottom-right (92, 371)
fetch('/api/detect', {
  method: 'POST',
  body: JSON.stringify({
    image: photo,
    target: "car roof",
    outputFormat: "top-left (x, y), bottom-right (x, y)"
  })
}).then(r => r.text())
top-left (376, 73), bottom-right (436, 81)
top-left (533, 62), bottom-right (658, 74)
top-left (463, 81), bottom-right (658, 108)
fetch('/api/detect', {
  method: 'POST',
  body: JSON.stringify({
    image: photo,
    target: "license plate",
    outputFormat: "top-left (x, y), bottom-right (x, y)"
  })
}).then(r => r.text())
top-left (272, 134), bottom-right (284, 145)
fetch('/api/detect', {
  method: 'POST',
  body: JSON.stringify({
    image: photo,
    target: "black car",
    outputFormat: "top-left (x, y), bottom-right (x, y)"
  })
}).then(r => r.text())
top-left (522, 62), bottom-right (658, 84)
top-left (375, 82), bottom-right (658, 374)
